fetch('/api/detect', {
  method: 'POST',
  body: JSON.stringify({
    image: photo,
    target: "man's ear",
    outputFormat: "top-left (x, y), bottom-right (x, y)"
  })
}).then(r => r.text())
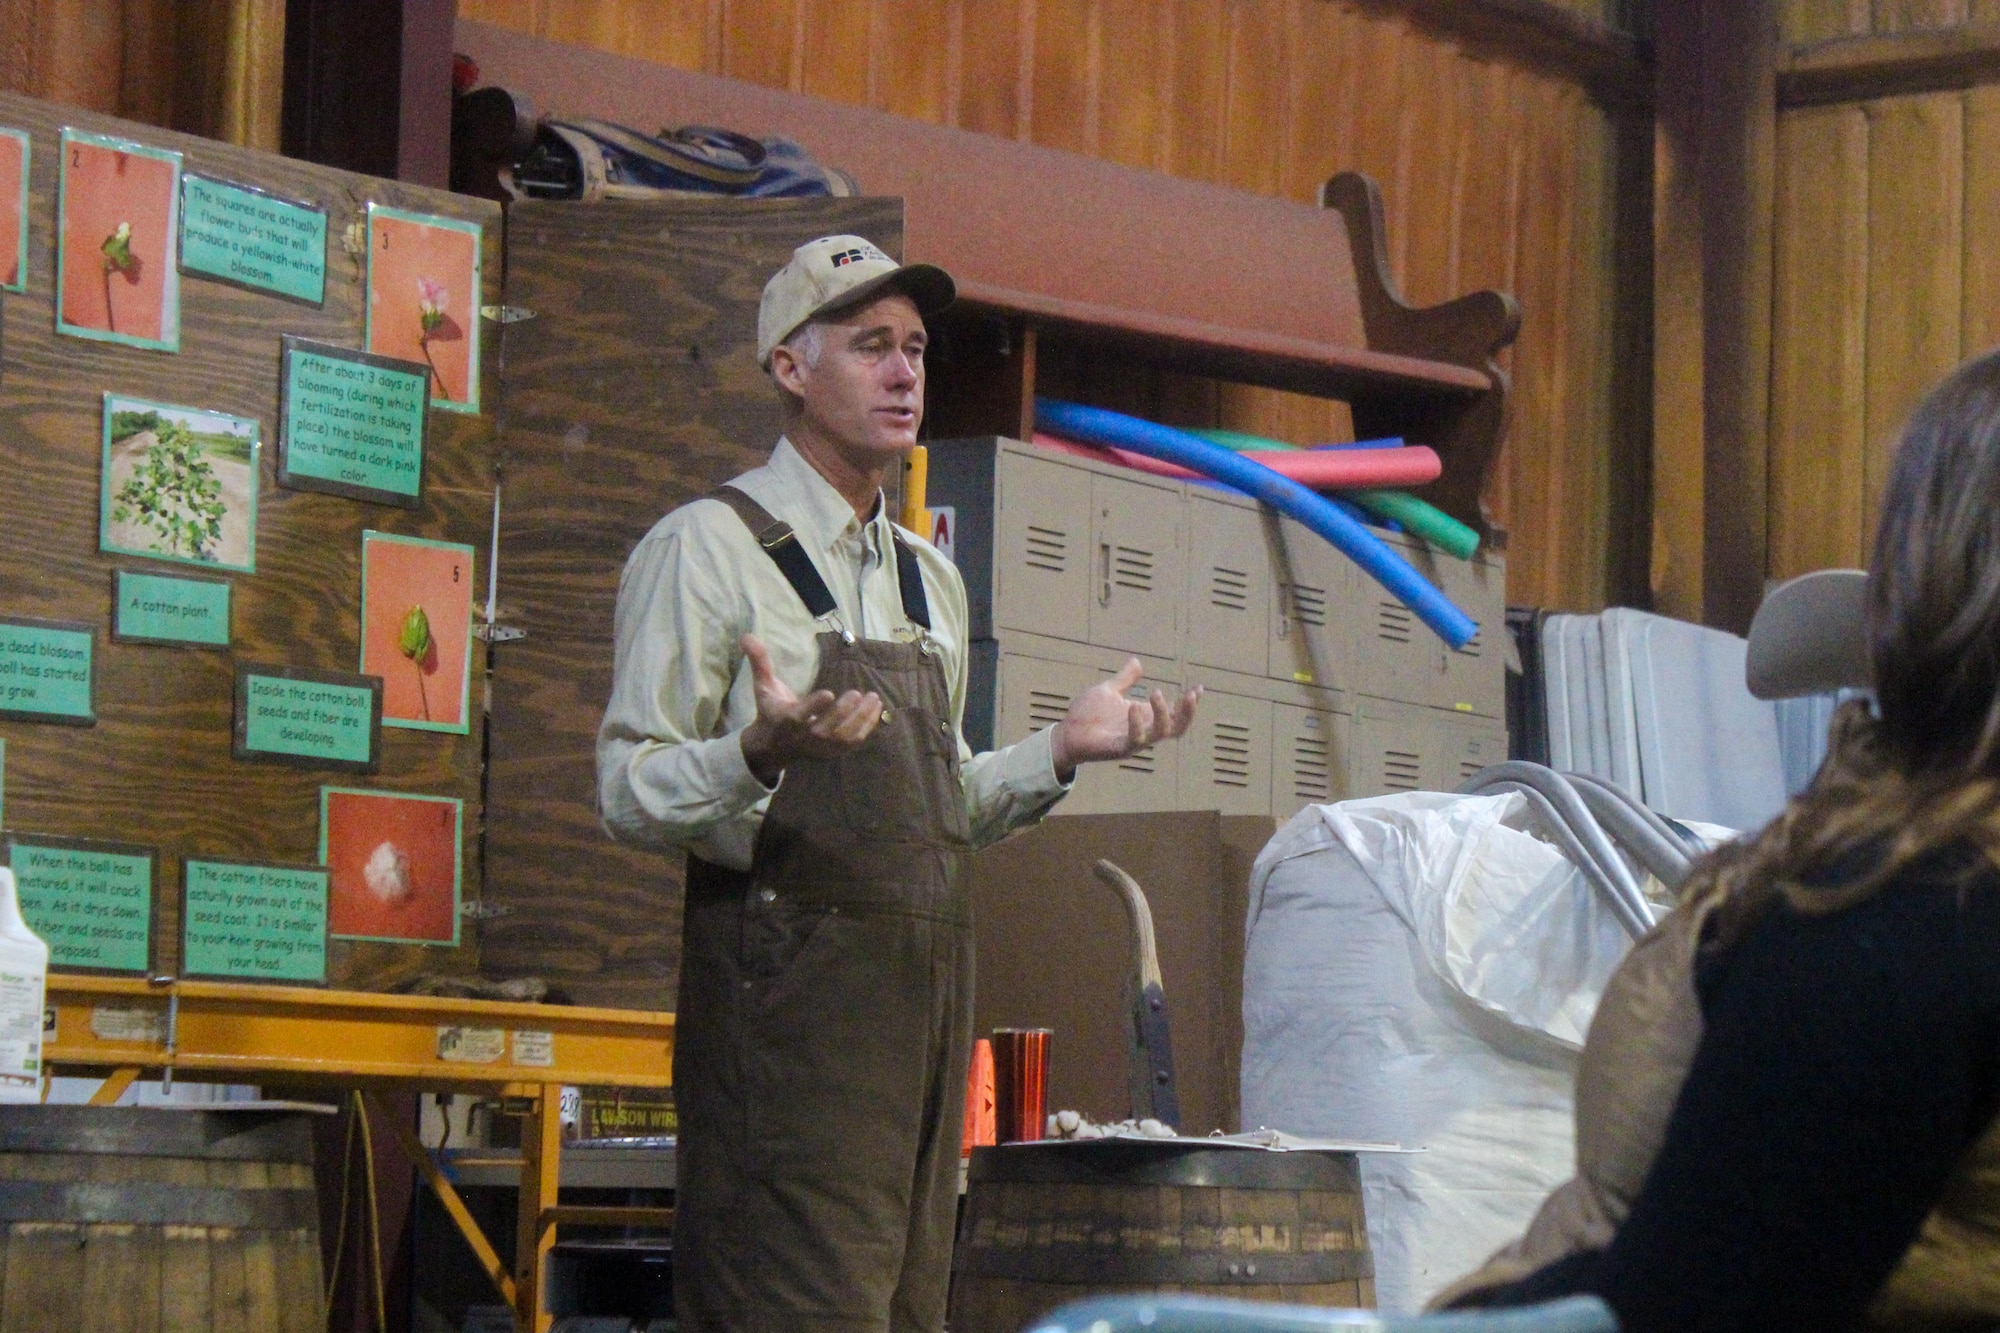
top-left (769, 343), bottom-right (809, 399)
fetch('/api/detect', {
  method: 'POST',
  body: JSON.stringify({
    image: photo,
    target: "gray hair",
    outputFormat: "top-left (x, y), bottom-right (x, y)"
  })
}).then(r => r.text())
top-left (781, 322), bottom-right (825, 370)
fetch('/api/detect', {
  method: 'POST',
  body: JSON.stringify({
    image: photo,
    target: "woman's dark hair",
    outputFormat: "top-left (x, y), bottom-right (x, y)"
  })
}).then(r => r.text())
top-left (1693, 348), bottom-right (2000, 938)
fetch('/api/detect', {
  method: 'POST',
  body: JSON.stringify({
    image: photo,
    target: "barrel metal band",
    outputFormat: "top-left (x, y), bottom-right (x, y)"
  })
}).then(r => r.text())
top-left (0, 1181), bottom-right (321, 1229)
top-left (0, 1107), bottom-right (315, 1162)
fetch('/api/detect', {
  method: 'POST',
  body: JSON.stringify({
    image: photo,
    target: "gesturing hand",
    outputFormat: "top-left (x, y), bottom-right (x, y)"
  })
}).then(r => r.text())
top-left (1050, 658), bottom-right (1201, 782)
top-left (736, 632), bottom-right (883, 787)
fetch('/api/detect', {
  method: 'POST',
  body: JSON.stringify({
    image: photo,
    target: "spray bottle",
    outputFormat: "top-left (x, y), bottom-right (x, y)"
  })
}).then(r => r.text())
top-left (0, 867), bottom-right (49, 1103)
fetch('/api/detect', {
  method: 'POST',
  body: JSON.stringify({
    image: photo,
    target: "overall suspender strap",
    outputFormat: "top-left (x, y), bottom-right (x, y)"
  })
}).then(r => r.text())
top-left (891, 534), bottom-right (931, 631)
top-left (710, 484), bottom-right (932, 631)
top-left (710, 485), bottom-right (838, 620)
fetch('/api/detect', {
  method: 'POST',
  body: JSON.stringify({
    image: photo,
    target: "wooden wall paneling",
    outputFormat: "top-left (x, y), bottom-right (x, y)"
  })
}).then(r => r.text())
top-left (480, 196), bottom-right (902, 1009)
top-left (1219, 0), bottom-right (1289, 198)
top-left (720, 0), bottom-right (798, 91)
top-left (1104, 0), bottom-right (1178, 168)
top-left (1863, 91), bottom-right (1964, 552)
top-left (1768, 105), bottom-right (1871, 578)
top-left (1960, 84), bottom-right (2000, 358)
top-left (1557, 93), bottom-right (1618, 610)
top-left (799, 0), bottom-right (871, 105)
top-left (877, 0), bottom-right (952, 123)
top-left (0, 91), bottom-right (498, 991)
top-left (455, 3), bottom-right (1631, 609)
top-left (1512, 78), bottom-right (1582, 607)
top-left (953, 0), bottom-right (1032, 138)
top-left (1874, 0), bottom-right (1969, 32)
top-left (1782, 0), bottom-right (1874, 42)
top-left (1028, 0), bottom-right (1095, 157)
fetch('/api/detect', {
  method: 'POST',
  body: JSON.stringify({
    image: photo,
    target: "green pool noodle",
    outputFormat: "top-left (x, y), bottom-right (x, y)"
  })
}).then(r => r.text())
top-left (1187, 427), bottom-right (1301, 452)
top-left (1349, 489), bottom-right (1481, 560)
top-left (1184, 429), bottom-right (1478, 559)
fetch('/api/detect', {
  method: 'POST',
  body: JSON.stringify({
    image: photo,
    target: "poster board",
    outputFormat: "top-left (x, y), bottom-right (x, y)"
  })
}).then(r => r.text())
top-left (0, 92), bottom-right (499, 991)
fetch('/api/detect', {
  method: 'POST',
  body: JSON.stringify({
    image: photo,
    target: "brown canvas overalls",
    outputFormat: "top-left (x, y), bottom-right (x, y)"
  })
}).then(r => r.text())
top-left (673, 487), bottom-right (974, 1333)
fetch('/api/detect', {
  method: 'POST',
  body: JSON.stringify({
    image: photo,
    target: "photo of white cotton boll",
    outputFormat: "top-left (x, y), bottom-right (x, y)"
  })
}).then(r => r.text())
top-left (363, 841), bottom-right (413, 905)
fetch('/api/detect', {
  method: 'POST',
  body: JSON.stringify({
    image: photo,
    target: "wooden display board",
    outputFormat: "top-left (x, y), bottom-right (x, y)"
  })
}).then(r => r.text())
top-left (0, 93), bottom-right (500, 991)
top-left (481, 197), bottom-right (901, 1010)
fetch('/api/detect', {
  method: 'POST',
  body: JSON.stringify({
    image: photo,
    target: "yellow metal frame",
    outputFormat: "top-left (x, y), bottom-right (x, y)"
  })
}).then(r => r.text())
top-left (45, 973), bottom-right (675, 1333)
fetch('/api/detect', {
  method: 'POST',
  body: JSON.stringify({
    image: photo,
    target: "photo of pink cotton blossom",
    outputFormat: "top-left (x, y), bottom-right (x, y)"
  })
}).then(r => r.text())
top-left (364, 202), bottom-right (482, 413)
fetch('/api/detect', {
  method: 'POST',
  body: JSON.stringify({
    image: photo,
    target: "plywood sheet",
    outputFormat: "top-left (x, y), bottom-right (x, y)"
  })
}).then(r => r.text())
top-left (0, 91), bottom-right (498, 989)
top-left (478, 196), bottom-right (902, 1009)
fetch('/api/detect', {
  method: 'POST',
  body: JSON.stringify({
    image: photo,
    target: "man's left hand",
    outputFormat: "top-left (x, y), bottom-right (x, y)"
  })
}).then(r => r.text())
top-left (1050, 658), bottom-right (1201, 782)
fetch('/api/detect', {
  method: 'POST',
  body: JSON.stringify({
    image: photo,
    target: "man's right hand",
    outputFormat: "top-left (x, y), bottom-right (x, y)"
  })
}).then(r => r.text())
top-left (736, 632), bottom-right (884, 787)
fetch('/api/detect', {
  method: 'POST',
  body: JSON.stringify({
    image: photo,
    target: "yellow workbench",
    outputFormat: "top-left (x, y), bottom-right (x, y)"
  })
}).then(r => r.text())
top-left (43, 972), bottom-right (675, 1333)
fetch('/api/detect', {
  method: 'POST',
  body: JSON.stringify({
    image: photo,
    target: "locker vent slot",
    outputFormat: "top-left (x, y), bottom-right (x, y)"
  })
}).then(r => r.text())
top-left (1377, 602), bottom-right (1415, 645)
top-left (1209, 566), bottom-right (1249, 612)
top-left (1112, 545), bottom-right (1156, 592)
top-left (1290, 583), bottom-right (1328, 627)
top-left (1211, 721), bottom-right (1253, 787)
top-left (1024, 525), bottom-right (1068, 573)
top-left (1453, 630), bottom-right (1483, 658)
top-left (1027, 690), bottom-right (1069, 731)
top-left (1383, 749), bottom-right (1422, 791)
top-left (1291, 734), bottom-right (1332, 801)
top-left (1459, 757), bottom-right (1488, 782)
top-left (1119, 746), bottom-right (1157, 775)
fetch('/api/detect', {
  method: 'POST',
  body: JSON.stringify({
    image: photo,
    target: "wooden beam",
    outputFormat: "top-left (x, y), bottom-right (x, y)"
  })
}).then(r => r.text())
top-left (1652, 0), bottom-right (1776, 632)
top-left (1780, 25), bottom-right (2000, 107)
top-left (1356, 0), bottom-right (1653, 107)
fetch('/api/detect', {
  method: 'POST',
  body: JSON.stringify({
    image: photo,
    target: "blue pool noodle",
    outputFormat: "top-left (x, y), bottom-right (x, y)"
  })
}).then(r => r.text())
top-left (1034, 398), bottom-right (1478, 649)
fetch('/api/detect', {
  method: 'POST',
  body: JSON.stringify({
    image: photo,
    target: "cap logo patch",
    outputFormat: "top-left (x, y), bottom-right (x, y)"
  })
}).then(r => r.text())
top-left (829, 248), bottom-right (869, 267)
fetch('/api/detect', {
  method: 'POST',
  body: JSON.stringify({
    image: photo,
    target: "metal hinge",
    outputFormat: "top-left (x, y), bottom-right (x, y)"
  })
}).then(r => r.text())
top-left (474, 623), bottom-right (525, 643)
top-left (480, 304), bottom-right (535, 324)
top-left (460, 901), bottom-right (515, 921)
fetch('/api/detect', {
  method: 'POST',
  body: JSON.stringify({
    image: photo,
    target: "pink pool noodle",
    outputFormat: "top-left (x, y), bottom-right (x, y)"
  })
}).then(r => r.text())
top-left (1031, 433), bottom-right (1441, 490)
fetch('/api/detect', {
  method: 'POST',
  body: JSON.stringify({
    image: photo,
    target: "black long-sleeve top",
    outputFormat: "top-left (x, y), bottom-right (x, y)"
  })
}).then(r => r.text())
top-left (1471, 848), bottom-right (2000, 1331)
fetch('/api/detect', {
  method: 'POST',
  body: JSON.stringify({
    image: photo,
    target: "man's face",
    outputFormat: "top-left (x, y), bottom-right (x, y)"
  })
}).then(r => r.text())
top-left (777, 292), bottom-right (926, 470)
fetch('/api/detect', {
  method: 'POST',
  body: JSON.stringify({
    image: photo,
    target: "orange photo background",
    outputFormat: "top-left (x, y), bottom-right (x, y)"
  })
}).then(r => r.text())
top-left (60, 140), bottom-right (173, 340)
top-left (0, 134), bottom-right (23, 288)
top-left (325, 790), bottom-right (459, 943)
top-left (367, 213), bottom-right (476, 407)
top-left (362, 536), bottom-right (473, 729)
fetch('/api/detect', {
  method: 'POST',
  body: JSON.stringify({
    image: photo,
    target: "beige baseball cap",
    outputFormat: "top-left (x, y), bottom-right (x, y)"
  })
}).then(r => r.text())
top-left (757, 234), bottom-right (955, 367)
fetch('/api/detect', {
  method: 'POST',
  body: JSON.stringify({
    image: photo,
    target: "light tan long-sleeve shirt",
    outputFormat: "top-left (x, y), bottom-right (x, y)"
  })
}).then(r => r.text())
top-left (598, 438), bottom-right (1070, 871)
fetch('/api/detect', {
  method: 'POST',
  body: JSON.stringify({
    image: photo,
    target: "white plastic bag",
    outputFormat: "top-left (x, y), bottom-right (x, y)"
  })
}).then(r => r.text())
top-left (1240, 792), bottom-right (1648, 1313)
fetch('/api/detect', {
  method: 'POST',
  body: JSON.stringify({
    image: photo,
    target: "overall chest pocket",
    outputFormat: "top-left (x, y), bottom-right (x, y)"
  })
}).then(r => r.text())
top-left (837, 703), bottom-right (964, 844)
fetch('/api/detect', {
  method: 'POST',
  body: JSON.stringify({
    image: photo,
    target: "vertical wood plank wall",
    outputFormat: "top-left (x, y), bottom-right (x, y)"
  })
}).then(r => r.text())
top-left (458, 0), bottom-right (1633, 613)
top-left (1770, 2), bottom-right (2000, 577)
top-left (0, 0), bottom-right (285, 152)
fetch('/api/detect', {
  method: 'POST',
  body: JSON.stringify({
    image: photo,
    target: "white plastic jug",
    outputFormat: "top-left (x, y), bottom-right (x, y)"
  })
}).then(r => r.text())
top-left (0, 867), bottom-right (50, 1103)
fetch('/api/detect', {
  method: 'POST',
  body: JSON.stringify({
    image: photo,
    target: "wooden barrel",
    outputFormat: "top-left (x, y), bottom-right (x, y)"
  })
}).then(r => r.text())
top-left (950, 1140), bottom-right (1373, 1333)
top-left (0, 1105), bottom-right (325, 1332)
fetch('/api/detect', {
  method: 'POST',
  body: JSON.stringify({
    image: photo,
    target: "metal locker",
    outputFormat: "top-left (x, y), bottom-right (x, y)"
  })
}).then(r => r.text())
top-left (1184, 492), bottom-right (1272, 677)
top-left (1268, 517), bottom-right (1349, 691)
top-left (1177, 689), bottom-right (1273, 817)
top-left (994, 449), bottom-right (1093, 644)
top-left (1435, 714), bottom-right (1511, 791)
top-left (1272, 702), bottom-right (1353, 816)
top-left (1089, 470), bottom-right (1184, 660)
top-left (1425, 536), bottom-right (1507, 719)
top-left (1351, 698), bottom-right (1432, 797)
top-left (995, 652), bottom-right (1178, 815)
top-left (1352, 535), bottom-right (1506, 717)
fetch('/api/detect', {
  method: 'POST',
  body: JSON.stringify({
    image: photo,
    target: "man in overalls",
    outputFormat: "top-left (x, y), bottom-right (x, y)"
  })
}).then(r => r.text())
top-left (598, 235), bottom-right (1200, 1333)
